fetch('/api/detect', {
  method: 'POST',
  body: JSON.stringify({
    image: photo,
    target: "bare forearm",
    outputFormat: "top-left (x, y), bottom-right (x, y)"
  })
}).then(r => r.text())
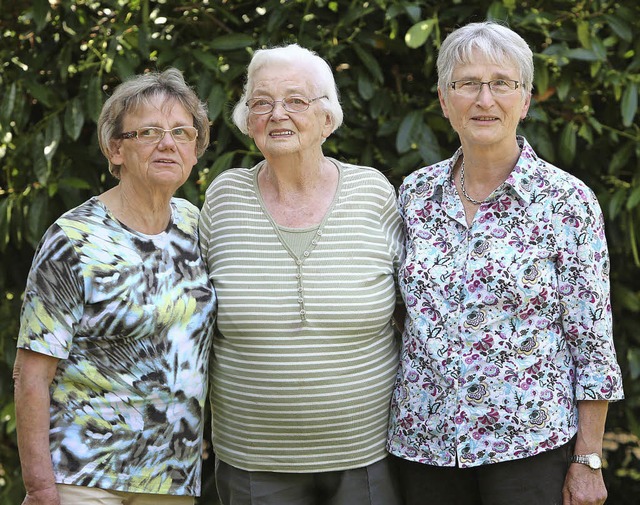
top-left (13, 349), bottom-right (59, 495)
top-left (574, 400), bottom-right (608, 455)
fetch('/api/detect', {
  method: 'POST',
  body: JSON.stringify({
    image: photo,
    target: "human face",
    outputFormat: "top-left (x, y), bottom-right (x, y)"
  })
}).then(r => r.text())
top-left (246, 64), bottom-right (333, 159)
top-left (109, 95), bottom-right (198, 192)
top-left (439, 50), bottom-right (530, 151)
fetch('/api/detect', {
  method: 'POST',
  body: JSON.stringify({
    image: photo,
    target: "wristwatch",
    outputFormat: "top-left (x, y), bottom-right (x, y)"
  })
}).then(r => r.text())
top-left (571, 453), bottom-right (602, 470)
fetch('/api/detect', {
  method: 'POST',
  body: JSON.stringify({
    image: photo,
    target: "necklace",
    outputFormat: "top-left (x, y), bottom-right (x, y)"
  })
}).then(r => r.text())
top-left (459, 159), bottom-right (488, 205)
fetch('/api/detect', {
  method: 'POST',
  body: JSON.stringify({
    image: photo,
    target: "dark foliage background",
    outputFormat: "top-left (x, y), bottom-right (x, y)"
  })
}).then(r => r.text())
top-left (1, 1), bottom-right (639, 503)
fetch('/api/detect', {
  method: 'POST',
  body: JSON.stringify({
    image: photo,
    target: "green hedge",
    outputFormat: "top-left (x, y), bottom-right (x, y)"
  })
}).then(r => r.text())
top-left (1, 1), bottom-right (639, 503)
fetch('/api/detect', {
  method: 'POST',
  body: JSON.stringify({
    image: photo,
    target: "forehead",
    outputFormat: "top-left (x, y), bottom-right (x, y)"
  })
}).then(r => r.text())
top-left (123, 94), bottom-right (192, 125)
top-left (251, 63), bottom-right (316, 95)
top-left (452, 51), bottom-right (519, 78)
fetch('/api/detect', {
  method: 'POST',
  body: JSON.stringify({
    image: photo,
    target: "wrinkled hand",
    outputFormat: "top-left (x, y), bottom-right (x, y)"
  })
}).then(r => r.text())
top-left (22, 485), bottom-right (60, 505)
top-left (562, 464), bottom-right (607, 505)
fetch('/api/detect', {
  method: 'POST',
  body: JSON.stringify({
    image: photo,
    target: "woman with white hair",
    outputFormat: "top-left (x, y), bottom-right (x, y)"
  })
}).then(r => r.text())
top-left (387, 21), bottom-right (623, 505)
top-left (199, 44), bottom-right (403, 504)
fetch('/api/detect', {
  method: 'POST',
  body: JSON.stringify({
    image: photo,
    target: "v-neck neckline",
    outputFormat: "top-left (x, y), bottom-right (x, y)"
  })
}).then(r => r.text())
top-left (253, 158), bottom-right (343, 263)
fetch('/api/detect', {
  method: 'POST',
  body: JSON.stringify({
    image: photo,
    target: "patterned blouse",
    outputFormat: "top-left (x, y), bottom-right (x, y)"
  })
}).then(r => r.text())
top-left (18, 197), bottom-right (216, 495)
top-left (387, 137), bottom-right (623, 468)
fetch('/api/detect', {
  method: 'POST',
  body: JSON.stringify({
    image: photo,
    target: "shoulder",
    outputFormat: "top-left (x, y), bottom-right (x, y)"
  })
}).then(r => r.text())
top-left (530, 158), bottom-right (599, 208)
top-left (399, 158), bottom-right (452, 200)
top-left (205, 166), bottom-right (258, 197)
top-left (334, 159), bottom-right (395, 195)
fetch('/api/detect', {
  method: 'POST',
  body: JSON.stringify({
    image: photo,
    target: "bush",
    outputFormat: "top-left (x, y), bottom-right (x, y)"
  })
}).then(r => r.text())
top-left (1, 1), bottom-right (639, 503)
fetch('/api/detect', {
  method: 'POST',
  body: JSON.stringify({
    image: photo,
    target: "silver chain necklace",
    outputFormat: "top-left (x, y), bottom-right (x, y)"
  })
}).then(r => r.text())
top-left (459, 159), bottom-right (488, 205)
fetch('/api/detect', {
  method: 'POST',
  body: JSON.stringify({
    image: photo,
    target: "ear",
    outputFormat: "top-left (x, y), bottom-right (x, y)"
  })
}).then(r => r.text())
top-left (520, 92), bottom-right (532, 120)
top-left (108, 139), bottom-right (124, 166)
top-left (322, 113), bottom-right (333, 138)
top-left (438, 87), bottom-right (449, 118)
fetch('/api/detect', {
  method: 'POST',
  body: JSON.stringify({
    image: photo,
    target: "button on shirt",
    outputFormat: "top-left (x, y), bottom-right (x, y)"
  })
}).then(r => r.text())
top-left (387, 137), bottom-right (624, 468)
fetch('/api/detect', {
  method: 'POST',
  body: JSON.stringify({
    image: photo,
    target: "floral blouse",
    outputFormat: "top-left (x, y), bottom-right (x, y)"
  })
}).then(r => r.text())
top-left (387, 137), bottom-right (624, 468)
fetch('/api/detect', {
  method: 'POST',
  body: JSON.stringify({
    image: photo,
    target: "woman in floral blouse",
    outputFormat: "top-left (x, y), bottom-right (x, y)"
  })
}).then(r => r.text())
top-left (387, 21), bottom-right (624, 505)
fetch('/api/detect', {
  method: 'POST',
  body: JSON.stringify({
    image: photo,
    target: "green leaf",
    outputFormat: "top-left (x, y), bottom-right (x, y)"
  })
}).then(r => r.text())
top-left (193, 49), bottom-right (221, 71)
top-left (559, 122), bottom-right (576, 166)
top-left (85, 76), bottom-right (103, 123)
top-left (604, 14), bottom-right (632, 42)
top-left (0, 82), bottom-right (17, 124)
top-left (207, 85), bottom-right (226, 122)
top-left (608, 189), bottom-right (626, 220)
top-left (576, 20), bottom-right (590, 48)
top-left (26, 190), bottom-right (49, 247)
top-left (32, 0), bottom-right (50, 32)
top-left (0, 197), bottom-right (11, 252)
top-left (357, 71), bottom-right (375, 101)
top-left (627, 185), bottom-right (640, 211)
top-left (621, 82), bottom-right (638, 128)
top-left (64, 98), bottom-right (84, 141)
top-left (32, 133), bottom-right (50, 185)
top-left (405, 19), bottom-right (436, 49)
top-left (608, 141), bottom-right (634, 175)
top-left (59, 177), bottom-right (93, 190)
top-left (353, 43), bottom-right (384, 84)
top-left (396, 110), bottom-right (422, 154)
top-left (44, 115), bottom-right (61, 162)
top-left (209, 34), bottom-right (254, 51)
top-left (565, 48), bottom-right (600, 61)
top-left (534, 61), bottom-right (549, 95)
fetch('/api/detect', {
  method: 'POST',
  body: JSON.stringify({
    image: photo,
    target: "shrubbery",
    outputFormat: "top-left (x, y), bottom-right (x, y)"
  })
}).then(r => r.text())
top-left (1, 1), bottom-right (639, 503)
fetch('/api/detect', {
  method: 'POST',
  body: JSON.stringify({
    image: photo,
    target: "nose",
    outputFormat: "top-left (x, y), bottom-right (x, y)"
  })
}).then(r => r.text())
top-left (157, 129), bottom-right (177, 148)
top-left (475, 83), bottom-right (494, 106)
top-left (270, 100), bottom-right (289, 118)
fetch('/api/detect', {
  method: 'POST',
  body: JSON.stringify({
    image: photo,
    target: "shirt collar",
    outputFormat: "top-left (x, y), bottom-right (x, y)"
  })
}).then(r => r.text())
top-left (425, 136), bottom-right (540, 205)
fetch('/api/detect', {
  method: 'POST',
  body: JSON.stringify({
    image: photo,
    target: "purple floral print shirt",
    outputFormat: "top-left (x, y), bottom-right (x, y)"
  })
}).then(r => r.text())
top-left (387, 137), bottom-right (623, 468)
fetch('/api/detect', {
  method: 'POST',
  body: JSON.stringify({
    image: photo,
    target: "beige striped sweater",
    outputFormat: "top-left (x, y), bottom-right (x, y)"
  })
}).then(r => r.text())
top-left (199, 159), bottom-right (404, 472)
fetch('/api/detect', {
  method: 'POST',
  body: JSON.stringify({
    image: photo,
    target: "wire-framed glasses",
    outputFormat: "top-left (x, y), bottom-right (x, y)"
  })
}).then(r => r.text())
top-left (450, 79), bottom-right (520, 97)
top-left (119, 126), bottom-right (198, 144)
top-left (246, 95), bottom-right (327, 115)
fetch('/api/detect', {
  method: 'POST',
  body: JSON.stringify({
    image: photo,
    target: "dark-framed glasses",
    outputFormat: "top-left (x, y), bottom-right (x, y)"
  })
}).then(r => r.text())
top-left (119, 126), bottom-right (198, 144)
top-left (450, 79), bottom-right (520, 97)
top-left (246, 95), bottom-right (327, 115)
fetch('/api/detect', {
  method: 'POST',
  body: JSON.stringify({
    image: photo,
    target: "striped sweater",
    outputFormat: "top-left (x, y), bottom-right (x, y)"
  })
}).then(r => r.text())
top-left (199, 159), bottom-right (404, 472)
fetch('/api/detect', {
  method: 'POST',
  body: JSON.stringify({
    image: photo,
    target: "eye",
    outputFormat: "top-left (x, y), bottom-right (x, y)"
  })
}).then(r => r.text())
top-left (288, 97), bottom-right (308, 105)
top-left (251, 98), bottom-right (272, 107)
top-left (172, 127), bottom-right (186, 136)
top-left (492, 79), bottom-right (509, 86)
top-left (139, 127), bottom-right (160, 137)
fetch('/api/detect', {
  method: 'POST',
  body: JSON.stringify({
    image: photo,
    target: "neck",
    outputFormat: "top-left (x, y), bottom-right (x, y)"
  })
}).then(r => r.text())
top-left (100, 184), bottom-right (173, 234)
top-left (261, 153), bottom-right (331, 196)
top-left (458, 139), bottom-right (522, 182)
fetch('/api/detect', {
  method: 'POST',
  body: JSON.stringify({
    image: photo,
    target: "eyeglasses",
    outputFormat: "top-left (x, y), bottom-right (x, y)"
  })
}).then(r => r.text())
top-left (246, 95), bottom-right (327, 115)
top-left (119, 126), bottom-right (198, 144)
top-left (450, 79), bottom-right (520, 97)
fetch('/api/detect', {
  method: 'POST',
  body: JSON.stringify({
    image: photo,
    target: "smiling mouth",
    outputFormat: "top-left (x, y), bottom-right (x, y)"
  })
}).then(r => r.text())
top-left (472, 116), bottom-right (499, 122)
top-left (269, 130), bottom-right (295, 137)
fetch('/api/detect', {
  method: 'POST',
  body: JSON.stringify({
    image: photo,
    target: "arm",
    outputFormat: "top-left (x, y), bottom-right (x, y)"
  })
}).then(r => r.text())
top-left (13, 348), bottom-right (61, 505)
top-left (562, 400), bottom-right (609, 505)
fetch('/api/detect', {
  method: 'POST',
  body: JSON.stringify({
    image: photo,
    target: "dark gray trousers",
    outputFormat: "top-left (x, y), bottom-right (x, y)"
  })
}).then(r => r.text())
top-left (215, 457), bottom-right (401, 505)
top-left (392, 440), bottom-right (573, 505)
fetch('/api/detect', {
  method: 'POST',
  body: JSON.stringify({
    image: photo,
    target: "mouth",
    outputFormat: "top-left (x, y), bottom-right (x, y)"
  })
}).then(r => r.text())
top-left (269, 129), bottom-right (295, 138)
top-left (153, 158), bottom-right (177, 165)
top-left (472, 116), bottom-right (500, 122)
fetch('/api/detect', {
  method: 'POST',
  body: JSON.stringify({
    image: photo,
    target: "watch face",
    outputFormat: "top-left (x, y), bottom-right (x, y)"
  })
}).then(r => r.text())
top-left (588, 454), bottom-right (602, 470)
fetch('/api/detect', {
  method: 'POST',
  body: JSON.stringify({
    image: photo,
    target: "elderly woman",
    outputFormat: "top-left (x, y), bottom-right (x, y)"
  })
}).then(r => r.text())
top-left (199, 44), bottom-right (404, 505)
top-left (13, 68), bottom-right (216, 505)
top-left (387, 21), bottom-right (624, 505)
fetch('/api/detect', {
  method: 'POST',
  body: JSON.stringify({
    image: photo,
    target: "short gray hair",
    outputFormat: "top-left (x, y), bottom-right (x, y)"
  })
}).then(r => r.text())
top-left (98, 68), bottom-right (210, 178)
top-left (437, 21), bottom-right (534, 96)
top-left (231, 44), bottom-right (343, 136)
